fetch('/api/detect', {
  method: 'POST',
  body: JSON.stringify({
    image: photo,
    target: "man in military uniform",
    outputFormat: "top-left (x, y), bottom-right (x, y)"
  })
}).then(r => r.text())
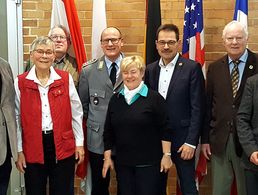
top-left (25, 25), bottom-right (79, 87)
top-left (78, 27), bottom-right (124, 195)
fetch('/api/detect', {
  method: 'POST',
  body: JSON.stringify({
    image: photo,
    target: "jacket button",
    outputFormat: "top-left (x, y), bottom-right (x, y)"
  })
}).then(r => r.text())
top-left (232, 104), bottom-right (236, 109)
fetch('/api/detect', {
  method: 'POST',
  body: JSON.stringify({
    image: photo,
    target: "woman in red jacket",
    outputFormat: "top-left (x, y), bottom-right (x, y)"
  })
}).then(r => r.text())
top-left (15, 36), bottom-right (84, 195)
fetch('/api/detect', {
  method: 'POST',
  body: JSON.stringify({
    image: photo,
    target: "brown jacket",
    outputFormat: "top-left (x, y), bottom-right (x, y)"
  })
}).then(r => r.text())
top-left (202, 49), bottom-right (258, 157)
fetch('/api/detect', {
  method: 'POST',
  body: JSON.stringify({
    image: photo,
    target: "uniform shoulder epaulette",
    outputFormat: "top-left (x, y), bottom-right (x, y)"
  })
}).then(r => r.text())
top-left (82, 59), bottom-right (98, 68)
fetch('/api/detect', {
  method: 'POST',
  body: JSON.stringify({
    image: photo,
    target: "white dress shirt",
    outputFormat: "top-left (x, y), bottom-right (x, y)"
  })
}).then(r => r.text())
top-left (15, 66), bottom-right (84, 152)
top-left (158, 53), bottom-right (179, 99)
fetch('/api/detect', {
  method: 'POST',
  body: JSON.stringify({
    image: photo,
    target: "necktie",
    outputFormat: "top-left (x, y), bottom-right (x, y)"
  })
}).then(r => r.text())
top-left (231, 60), bottom-right (240, 98)
top-left (110, 62), bottom-right (117, 86)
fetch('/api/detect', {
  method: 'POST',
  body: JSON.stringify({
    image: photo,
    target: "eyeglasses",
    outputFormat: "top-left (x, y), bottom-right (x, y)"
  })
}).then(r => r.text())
top-left (157, 40), bottom-right (178, 47)
top-left (101, 38), bottom-right (121, 45)
top-left (34, 49), bottom-right (54, 56)
top-left (225, 37), bottom-right (244, 43)
top-left (50, 35), bottom-right (67, 42)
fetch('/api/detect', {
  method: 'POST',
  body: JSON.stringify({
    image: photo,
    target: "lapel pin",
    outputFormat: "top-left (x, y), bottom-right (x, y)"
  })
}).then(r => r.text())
top-left (249, 65), bottom-right (253, 70)
top-left (179, 62), bottom-right (183, 66)
top-left (98, 61), bottom-right (104, 70)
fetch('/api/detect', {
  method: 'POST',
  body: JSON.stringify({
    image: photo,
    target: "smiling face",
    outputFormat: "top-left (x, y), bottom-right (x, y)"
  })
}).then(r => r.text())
top-left (156, 30), bottom-right (180, 65)
top-left (101, 27), bottom-right (123, 61)
top-left (120, 56), bottom-right (145, 90)
top-left (31, 44), bottom-right (55, 72)
top-left (223, 23), bottom-right (248, 60)
top-left (122, 65), bottom-right (144, 90)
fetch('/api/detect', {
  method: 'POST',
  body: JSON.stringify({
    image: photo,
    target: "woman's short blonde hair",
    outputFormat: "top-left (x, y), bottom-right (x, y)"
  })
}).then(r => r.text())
top-left (120, 55), bottom-right (145, 73)
top-left (30, 36), bottom-right (55, 52)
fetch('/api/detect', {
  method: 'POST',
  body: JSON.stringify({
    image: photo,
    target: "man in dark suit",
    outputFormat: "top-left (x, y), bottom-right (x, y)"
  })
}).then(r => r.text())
top-left (145, 24), bottom-right (205, 195)
top-left (78, 27), bottom-right (124, 195)
top-left (237, 74), bottom-right (258, 195)
top-left (202, 21), bottom-right (258, 195)
top-left (0, 57), bottom-right (17, 195)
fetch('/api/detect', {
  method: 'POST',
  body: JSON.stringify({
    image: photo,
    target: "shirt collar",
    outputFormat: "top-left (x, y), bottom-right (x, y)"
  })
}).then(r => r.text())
top-left (228, 49), bottom-right (248, 65)
top-left (120, 81), bottom-right (148, 97)
top-left (55, 54), bottom-right (66, 64)
top-left (105, 54), bottom-right (123, 70)
top-left (26, 65), bottom-right (61, 86)
top-left (159, 52), bottom-right (179, 68)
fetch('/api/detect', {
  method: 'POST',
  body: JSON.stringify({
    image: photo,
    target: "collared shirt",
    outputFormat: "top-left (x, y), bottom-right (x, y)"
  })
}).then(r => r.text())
top-left (105, 54), bottom-right (123, 79)
top-left (158, 53), bottom-right (179, 99)
top-left (228, 49), bottom-right (248, 90)
top-left (15, 66), bottom-right (84, 152)
top-left (54, 54), bottom-right (66, 69)
top-left (120, 81), bottom-right (147, 105)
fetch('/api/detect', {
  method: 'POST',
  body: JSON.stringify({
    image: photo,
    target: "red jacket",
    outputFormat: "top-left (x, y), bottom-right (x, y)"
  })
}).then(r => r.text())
top-left (18, 69), bottom-right (75, 164)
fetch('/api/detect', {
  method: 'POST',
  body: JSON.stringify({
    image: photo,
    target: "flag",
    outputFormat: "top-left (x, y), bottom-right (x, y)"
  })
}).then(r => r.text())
top-left (180, 0), bottom-right (207, 194)
top-left (51, 0), bottom-right (86, 72)
top-left (51, 0), bottom-right (87, 179)
top-left (182, 0), bottom-right (205, 68)
top-left (144, 0), bottom-right (161, 65)
top-left (92, 0), bottom-right (107, 59)
top-left (233, 0), bottom-right (248, 29)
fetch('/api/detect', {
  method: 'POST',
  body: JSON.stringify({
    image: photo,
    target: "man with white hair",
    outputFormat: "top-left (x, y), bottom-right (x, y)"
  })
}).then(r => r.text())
top-left (202, 21), bottom-right (258, 195)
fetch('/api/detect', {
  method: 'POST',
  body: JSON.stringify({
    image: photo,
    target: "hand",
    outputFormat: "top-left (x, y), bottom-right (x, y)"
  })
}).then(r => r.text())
top-left (160, 155), bottom-right (172, 173)
top-left (16, 152), bottom-right (26, 173)
top-left (201, 144), bottom-right (211, 160)
top-left (75, 146), bottom-right (85, 165)
top-left (177, 144), bottom-right (195, 160)
top-left (102, 158), bottom-right (114, 178)
top-left (250, 151), bottom-right (258, 165)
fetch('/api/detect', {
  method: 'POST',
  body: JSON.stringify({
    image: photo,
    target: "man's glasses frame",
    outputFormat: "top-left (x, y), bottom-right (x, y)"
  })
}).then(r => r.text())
top-left (101, 38), bottom-right (122, 45)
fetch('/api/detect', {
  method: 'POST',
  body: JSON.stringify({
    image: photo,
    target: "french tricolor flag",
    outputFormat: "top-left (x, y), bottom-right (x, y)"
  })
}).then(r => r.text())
top-left (233, 0), bottom-right (248, 29)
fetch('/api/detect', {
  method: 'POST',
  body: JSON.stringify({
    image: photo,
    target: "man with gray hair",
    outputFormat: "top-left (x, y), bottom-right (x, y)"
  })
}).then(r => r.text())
top-left (202, 20), bottom-right (258, 195)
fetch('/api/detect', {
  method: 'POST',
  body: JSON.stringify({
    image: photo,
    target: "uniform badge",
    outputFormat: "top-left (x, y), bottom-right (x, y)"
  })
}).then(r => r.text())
top-left (82, 59), bottom-right (97, 68)
top-left (98, 61), bottom-right (104, 70)
top-left (93, 97), bottom-right (99, 105)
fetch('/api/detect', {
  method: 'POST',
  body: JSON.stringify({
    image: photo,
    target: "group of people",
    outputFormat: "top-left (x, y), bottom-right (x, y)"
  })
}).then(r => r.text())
top-left (0, 19), bottom-right (258, 195)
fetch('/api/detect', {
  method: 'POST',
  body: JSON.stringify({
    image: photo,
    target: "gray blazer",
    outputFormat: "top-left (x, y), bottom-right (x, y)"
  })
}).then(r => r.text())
top-left (237, 74), bottom-right (258, 171)
top-left (0, 57), bottom-right (17, 165)
top-left (78, 56), bottom-right (123, 154)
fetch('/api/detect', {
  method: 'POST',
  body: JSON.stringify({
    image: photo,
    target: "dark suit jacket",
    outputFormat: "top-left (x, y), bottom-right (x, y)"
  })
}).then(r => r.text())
top-left (202, 49), bottom-right (258, 157)
top-left (237, 74), bottom-right (258, 171)
top-left (145, 55), bottom-right (205, 151)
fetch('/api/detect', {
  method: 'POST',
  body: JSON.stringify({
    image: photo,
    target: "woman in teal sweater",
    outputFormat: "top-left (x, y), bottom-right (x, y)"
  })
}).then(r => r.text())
top-left (102, 55), bottom-right (172, 195)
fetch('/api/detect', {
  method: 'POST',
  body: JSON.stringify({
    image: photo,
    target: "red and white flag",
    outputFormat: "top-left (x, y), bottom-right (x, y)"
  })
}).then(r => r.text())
top-left (92, 0), bottom-right (107, 59)
top-left (51, 0), bottom-right (86, 72)
top-left (50, 0), bottom-right (88, 181)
